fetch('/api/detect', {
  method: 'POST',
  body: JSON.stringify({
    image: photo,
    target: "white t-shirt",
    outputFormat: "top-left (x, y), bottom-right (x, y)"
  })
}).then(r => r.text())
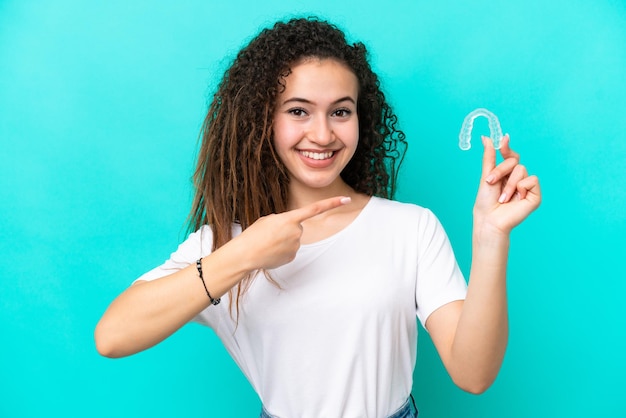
top-left (137, 197), bottom-right (467, 418)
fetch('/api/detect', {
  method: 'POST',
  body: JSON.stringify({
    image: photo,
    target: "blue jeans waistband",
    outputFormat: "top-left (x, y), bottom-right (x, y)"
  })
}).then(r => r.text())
top-left (259, 395), bottom-right (418, 418)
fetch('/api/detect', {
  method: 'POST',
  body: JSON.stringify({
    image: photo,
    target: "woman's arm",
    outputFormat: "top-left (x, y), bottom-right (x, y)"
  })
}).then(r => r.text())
top-left (94, 236), bottom-right (251, 358)
top-left (426, 135), bottom-right (541, 393)
top-left (94, 196), bottom-right (349, 358)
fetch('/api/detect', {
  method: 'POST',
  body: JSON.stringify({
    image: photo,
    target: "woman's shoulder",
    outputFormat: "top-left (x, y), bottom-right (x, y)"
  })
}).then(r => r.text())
top-left (367, 196), bottom-right (445, 231)
top-left (366, 197), bottom-right (451, 244)
top-left (369, 196), bottom-right (432, 217)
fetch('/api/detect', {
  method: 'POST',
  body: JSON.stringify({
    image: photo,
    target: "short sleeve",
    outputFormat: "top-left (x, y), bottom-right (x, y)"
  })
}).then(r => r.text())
top-left (415, 209), bottom-right (467, 328)
top-left (134, 226), bottom-right (214, 283)
top-left (132, 226), bottom-right (227, 328)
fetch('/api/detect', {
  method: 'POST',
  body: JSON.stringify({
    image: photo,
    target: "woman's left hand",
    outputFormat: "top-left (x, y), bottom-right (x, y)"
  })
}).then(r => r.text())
top-left (473, 134), bottom-right (541, 236)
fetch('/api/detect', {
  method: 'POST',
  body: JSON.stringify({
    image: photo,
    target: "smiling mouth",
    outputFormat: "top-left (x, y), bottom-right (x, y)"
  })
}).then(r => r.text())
top-left (299, 150), bottom-right (335, 160)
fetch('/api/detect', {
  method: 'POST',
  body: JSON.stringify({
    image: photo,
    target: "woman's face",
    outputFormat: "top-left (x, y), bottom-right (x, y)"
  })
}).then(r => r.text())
top-left (273, 58), bottom-right (359, 195)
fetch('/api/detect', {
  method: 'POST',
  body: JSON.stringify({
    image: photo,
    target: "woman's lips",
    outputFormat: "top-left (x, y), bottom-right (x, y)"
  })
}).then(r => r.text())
top-left (297, 149), bottom-right (339, 168)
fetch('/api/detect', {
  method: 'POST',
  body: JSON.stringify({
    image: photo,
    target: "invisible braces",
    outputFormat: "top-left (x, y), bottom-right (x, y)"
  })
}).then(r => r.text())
top-left (459, 108), bottom-right (503, 150)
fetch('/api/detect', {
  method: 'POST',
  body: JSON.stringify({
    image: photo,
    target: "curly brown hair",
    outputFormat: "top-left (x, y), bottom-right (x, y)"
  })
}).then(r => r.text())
top-left (188, 17), bottom-right (407, 309)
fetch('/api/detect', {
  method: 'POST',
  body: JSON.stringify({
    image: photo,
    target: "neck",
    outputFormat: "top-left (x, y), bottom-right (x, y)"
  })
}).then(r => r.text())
top-left (287, 179), bottom-right (355, 210)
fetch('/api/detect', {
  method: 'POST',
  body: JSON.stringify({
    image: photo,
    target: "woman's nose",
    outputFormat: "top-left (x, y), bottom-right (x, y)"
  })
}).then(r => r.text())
top-left (308, 116), bottom-right (333, 145)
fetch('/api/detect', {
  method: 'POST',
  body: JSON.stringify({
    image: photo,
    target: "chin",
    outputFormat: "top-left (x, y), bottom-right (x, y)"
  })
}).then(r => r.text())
top-left (292, 174), bottom-right (343, 191)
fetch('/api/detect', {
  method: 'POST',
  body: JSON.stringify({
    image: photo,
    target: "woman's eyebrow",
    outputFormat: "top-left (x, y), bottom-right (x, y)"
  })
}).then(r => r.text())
top-left (282, 96), bottom-right (356, 106)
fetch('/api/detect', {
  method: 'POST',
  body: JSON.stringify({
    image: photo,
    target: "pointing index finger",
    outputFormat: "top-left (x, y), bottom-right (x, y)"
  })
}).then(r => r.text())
top-left (290, 196), bottom-right (351, 223)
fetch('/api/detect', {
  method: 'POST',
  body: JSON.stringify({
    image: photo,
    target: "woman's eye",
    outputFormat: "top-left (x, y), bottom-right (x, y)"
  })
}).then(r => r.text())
top-left (333, 108), bottom-right (352, 118)
top-left (288, 108), bottom-right (307, 117)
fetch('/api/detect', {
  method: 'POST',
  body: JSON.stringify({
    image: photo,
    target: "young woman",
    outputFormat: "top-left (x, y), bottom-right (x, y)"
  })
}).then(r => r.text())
top-left (95, 17), bottom-right (541, 418)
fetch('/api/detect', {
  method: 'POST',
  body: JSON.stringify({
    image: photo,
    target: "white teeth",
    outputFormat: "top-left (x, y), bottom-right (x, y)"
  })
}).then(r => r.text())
top-left (300, 151), bottom-right (334, 160)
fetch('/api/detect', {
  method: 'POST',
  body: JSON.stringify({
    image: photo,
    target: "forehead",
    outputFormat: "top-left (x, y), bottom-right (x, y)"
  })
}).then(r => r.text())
top-left (280, 58), bottom-right (359, 99)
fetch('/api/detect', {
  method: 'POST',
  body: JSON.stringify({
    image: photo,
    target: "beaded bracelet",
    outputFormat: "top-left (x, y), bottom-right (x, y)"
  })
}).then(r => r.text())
top-left (196, 259), bottom-right (220, 305)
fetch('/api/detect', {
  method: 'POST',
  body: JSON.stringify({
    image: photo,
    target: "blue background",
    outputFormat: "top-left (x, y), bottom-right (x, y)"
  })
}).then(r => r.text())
top-left (1, 0), bottom-right (625, 417)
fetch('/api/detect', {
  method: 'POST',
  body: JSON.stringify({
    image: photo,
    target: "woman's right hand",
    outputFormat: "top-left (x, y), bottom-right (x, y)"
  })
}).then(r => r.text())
top-left (236, 196), bottom-right (350, 270)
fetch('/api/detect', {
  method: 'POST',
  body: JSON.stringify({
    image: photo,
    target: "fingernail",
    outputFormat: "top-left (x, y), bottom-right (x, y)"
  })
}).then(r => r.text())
top-left (340, 197), bottom-right (351, 204)
top-left (485, 174), bottom-right (495, 184)
top-left (498, 192), bottom-right (507, 203)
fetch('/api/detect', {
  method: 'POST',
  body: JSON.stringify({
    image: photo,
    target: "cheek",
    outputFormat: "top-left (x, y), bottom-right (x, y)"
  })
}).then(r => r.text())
top-left (340, 119), bottom-right (360, 148)
top-left (272, 119), bottom-right (301, 150)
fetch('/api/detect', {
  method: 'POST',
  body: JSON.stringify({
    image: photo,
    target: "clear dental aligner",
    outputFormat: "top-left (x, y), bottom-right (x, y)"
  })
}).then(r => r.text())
top-left (459, 108), bottom-right (503, 150)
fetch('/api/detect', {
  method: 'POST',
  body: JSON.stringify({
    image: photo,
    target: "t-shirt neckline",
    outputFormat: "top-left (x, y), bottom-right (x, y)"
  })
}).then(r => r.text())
top-left (299, 196), bottom-right (378, 249)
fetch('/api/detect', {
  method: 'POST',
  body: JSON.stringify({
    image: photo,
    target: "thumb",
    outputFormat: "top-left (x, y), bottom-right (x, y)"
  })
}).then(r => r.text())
top-left (481, 136), bottom-right (497, 183)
